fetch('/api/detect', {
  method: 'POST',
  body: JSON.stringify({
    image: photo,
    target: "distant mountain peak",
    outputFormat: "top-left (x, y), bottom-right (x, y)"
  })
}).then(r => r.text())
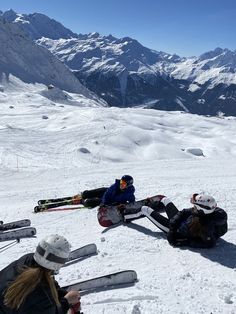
top-left (1, 10), bottom-right (78, 40)
top-left (88, 32), bottom-right (100, 39)
top-left (199, 47), bottom-right (231, 61)
top-left (1, 9), bottom-right (18, 22)
top-left (106, 34), bottom-right (117, 41)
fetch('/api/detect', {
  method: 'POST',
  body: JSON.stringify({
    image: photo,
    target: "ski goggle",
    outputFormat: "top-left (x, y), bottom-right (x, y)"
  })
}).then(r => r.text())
top-left (190, 193), bottom-right (199, 204)
top-left (36, 245), bottom-right (68, 264)
top-left (190, 193), bottom-right (216, 214)
top-left (120, 179), bottom-right (128, 189)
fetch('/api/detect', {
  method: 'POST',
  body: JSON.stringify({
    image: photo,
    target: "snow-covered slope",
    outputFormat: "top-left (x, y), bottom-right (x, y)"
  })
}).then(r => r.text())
top-left (0, 79), bottom-right (236, 313)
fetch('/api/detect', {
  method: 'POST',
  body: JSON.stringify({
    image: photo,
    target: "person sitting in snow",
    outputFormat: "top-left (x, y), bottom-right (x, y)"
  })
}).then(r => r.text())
top-left (95, 175), bottom-right (137, 227)
top-left (123, 193), bottom-right (228, 248)
top-left (0, 234), bottom-right (81, 314)
top-left (81, 175), bottom-right (135, 208)
top-left (35, 175), bottom-right (135, 213)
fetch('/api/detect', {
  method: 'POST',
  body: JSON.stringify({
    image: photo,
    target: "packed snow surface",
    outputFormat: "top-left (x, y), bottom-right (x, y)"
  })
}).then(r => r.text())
top-left (0, 76), bottom-right (236, 313)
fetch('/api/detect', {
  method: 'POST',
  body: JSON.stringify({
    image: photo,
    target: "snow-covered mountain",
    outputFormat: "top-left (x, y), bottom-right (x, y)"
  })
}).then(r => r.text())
top-left (0, 16), bottom-right (107, 105)
top-left (37, 34), bottom-right (191, 112)
top-left (2, 9), bottom-right (236, 116)
top-left (0, 9), bottom-right (78, 39)
top-left (37, 38), bottom-right (236, 116)
top-left (0, 79), bottom-right (236, 313)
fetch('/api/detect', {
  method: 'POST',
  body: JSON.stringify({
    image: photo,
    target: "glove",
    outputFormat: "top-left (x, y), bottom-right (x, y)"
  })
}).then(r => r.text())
top-left (117, 204), bottom-right (126, 216)
top-left (167, 230), bottom-right (177, 246)
top-left (70, 301), bottom-right (81, 314)
top-left (117, 204), bottom-right (125, 210)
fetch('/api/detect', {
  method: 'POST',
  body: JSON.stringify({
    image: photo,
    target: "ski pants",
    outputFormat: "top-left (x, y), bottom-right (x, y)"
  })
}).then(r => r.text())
top-left (124, 198), bottom-right (179, 233)
top-left (81, 187), bottom-right (108, 207)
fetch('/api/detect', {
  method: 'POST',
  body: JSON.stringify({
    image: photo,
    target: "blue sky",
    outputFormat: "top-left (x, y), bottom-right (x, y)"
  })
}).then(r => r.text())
top-left (1, 0), bottom-right (235, 57)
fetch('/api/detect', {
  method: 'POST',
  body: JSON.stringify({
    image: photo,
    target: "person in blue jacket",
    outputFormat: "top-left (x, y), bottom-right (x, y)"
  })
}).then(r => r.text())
top-left (101, 175), bottom-right (135, 205)
top-left (96, 175), bottom-right (136, 227)
top-left (80, 175), bottom-right (135, 208)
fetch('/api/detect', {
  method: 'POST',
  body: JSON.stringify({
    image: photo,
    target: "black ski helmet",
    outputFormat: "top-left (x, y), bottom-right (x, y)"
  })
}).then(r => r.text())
top-left (121, 175), bottom-right (133, 187)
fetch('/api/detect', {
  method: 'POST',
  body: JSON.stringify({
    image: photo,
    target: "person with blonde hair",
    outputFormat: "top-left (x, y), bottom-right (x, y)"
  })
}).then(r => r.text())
top-left (0, 234), bottom-right (81, 314)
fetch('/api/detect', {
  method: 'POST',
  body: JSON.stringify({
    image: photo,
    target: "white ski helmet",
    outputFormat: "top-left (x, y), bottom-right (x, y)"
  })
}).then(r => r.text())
top-left (34, 234), bottom-right (71, 272)
top-left (191, 194), bottom-right (217, 214)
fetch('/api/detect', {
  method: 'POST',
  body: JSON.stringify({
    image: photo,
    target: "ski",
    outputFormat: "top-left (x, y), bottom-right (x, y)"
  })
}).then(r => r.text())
top-left (0, 219), bottom-right (31, 231)
top-left (63, 243), bottom-right (97, 267)
top-left (34, 198), bottom-right (83, 212)
top-left (0, 227), bottom-right (36, 242)
top-left (35, 200), bottom-right (76, 212)
top-left (34, 206), bottom-right (82, 213)
top-left (63, 270), bottom-right (138, 291)
top-left (38, 194), bottom-right (82, 206)
top-left (69, 244), bottom-right (97, 261)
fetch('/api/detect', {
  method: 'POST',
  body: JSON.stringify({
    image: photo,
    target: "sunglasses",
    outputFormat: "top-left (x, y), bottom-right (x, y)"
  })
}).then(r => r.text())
top-left (120, 179), bottom-right (127, 189)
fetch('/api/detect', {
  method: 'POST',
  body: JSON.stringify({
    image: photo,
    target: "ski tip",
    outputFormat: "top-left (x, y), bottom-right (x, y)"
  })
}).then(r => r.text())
top-left (34, 206), bottom-right (39, 213)
top-left (118, 270), bottom-right (138, 281)
top-left (19, 227), bottom-right (37, 237)
top-left (34, 206), bottom-right (44, 213)
top-left (130, 270), bottom-right (138, 281)
top-left (31, 227), bottom-right (37, 235)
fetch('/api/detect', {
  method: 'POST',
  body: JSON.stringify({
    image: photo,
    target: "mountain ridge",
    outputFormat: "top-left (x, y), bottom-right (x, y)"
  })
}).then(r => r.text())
top-left (2, 9), bottom-right (236, 116)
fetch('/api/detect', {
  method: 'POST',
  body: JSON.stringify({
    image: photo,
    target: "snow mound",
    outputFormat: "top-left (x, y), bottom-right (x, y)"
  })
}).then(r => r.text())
top-left (183, 147), bottom-right (205, 156)
top-left (40, 86), bottom-right (77, 105)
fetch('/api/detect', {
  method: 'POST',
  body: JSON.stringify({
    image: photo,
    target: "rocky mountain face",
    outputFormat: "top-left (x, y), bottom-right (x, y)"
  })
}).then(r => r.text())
top-left (0, 14), bottom-right (98, 100)
top-left (37, 35), bottom-right (236, 116)
top-left (2, 10), bottom-right (236, 116)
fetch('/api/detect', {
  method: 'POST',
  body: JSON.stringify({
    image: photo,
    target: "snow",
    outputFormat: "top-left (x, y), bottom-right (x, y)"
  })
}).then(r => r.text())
top-left (0, 76), bottom-right (236, 314)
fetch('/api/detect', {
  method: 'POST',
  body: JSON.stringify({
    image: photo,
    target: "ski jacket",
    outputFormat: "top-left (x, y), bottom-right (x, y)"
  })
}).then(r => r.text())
top-left (169, 207), bottom-right (228, 248)
top-left (0, 253), bottom-right (69, 314)
top-left (101, 179), bottom-right (135, 205)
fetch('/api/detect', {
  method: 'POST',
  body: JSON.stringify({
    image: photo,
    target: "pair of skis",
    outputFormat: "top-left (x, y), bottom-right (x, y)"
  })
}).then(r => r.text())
top-left (34, 194), bottom-right (83, 212)
top-left (62, 243), bottom-right (137, 292)
top-left (0, 219), bottom-right (36, 242)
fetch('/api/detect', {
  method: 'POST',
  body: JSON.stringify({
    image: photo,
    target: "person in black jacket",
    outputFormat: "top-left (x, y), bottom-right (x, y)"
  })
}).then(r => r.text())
top-left (124, 193), bottom-right (228, 248)
top-left (0, 234), bottom-right (81, 314)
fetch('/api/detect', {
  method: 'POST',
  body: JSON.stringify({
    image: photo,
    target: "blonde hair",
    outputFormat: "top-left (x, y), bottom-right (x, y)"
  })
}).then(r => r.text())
top-left (4, 266), bottom-right (60, 310)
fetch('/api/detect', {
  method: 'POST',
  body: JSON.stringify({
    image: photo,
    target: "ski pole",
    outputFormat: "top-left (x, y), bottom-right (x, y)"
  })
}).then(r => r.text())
top-left (0, 238), bottom-right (20, 252)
